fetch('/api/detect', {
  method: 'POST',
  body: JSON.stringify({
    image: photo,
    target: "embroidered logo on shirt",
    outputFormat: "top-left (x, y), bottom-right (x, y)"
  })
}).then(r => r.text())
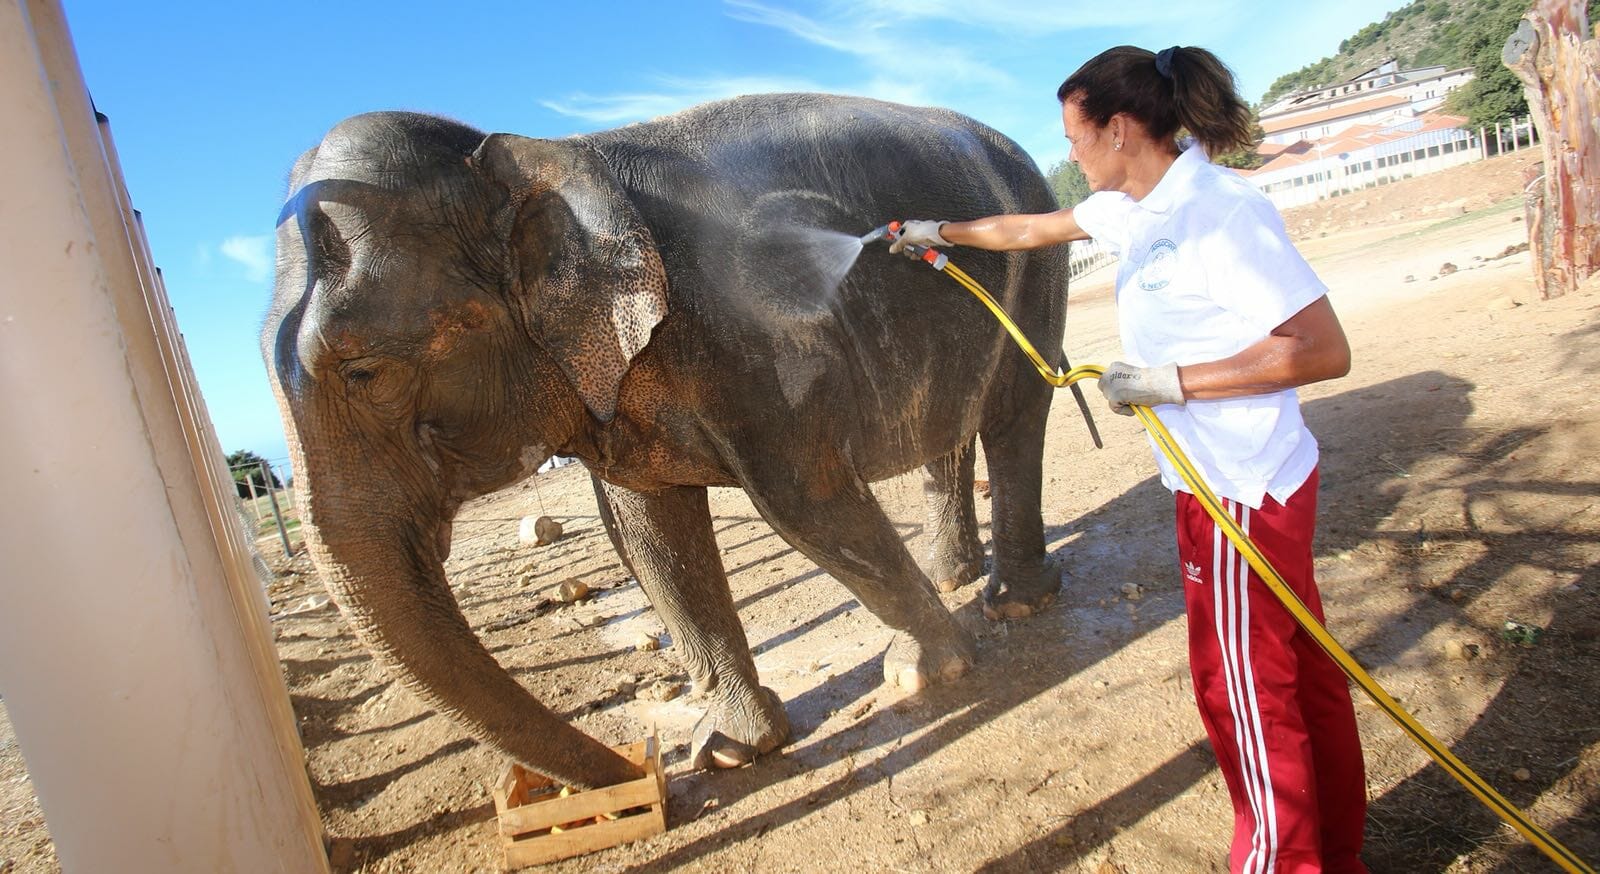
top-left (1137, 238), bottom-right (1178, 291)
top-left (1183, 560), bottom-right (1204, 585)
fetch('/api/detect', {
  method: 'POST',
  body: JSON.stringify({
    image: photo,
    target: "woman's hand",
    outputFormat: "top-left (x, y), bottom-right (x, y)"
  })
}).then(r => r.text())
top-left (888, 220), bottom-right (951, 254)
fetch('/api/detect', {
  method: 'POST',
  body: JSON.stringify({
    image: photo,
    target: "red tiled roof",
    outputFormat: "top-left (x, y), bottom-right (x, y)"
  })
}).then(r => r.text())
top-left (1239, 112), bottom-right (1471, 176)
top-left (1261, 94), bottom-right (1411, 134)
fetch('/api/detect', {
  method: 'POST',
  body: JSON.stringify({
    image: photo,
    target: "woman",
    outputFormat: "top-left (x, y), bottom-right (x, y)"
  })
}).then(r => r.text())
top-left (892, 45), bottom-right (1367, 873)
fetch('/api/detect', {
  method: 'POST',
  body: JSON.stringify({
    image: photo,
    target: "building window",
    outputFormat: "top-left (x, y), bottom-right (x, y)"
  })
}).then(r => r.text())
top-left (1362, 160), bottom-right (1373, 171)
top-left (1413, 148), bottom-right (1426, 160)
top-left (1442, 141), bottom-right (1454, 153)
top-left (1428, 145), bottom-right (1441, 157)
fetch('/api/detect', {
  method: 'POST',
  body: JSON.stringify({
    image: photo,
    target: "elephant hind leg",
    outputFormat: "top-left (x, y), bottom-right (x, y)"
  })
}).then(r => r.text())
top-left (978, 367), bottom-right (1060, 620)
top-left (921, 438), bottom-right (985, 593)
top-left (741, 458), bottom-right (975, 694)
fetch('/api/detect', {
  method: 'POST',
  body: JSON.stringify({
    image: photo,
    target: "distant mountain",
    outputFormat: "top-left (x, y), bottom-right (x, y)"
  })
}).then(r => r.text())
top-left (1261, 0), bottom-right (1598, 125)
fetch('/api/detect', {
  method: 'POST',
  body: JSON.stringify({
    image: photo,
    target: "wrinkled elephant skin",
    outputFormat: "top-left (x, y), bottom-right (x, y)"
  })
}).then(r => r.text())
top-left (265, 95), bottom-right (1069, 787)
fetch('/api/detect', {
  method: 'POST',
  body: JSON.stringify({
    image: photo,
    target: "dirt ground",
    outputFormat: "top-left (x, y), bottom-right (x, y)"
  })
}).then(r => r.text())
top-left (4, 148), bottom-right (1597, 873)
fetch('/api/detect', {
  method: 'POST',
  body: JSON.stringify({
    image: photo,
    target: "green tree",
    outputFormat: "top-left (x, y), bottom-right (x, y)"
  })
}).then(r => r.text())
top-left (1046, 159), bottom-right (1091, 209)
top-left (227, 449), bottom-right (282, 499)
top-left (1446, 0), bottom-right (1534, 127)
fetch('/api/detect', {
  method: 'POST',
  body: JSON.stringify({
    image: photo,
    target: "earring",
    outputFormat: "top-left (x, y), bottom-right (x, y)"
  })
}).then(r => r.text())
top-left (1114, 141), bottom-right (1122, 151)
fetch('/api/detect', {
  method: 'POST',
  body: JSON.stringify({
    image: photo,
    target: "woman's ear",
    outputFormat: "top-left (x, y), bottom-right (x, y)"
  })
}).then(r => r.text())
top-left (470, 134), bottom-right (668, 424)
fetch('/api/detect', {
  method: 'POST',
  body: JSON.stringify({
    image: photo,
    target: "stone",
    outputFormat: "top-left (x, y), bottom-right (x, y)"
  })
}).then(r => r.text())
top-left (908, 809), bottom-right (930, 827)
top-left (1439, 262), bottom-right (1457, 275)
top-left (1513, 767), bottom-right (1531, 782)
top-left (287, 594), bottom-right (331, 615)
top-left (634, 632), bottom-right (661, 652)
top-left (558, 578), bottom-right (591, 603)
top-left (1443, 640), bottom-right (1479, 661)
top-left (1403, 274), bottom-right (1416, 283)
top-left (636, 680), bottom-right (682, 702)
top-left (518, 514), bottom-right (564, 546)
top-left (1120, 583), bottom-right (1144, 601)
top-left (328, 838), bottom-right (357, 870)
top-left (534, 515), bottom-right (563, 545)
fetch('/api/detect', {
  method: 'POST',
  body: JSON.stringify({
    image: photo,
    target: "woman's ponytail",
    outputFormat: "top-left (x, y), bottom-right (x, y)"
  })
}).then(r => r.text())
top-left (1058, 45), bottom-right (1255, 159)
top-left (1165, 47), bottom-right (1255, 158)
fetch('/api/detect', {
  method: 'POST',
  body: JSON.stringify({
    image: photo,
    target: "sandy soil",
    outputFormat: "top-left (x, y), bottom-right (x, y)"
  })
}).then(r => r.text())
top-left (4, 148), bottom-right (1597, 873)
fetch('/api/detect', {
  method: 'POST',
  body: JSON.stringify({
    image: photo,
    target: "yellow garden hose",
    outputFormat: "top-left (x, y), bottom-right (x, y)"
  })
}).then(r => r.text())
top-left (935, 258), bottom-right (1594, 874)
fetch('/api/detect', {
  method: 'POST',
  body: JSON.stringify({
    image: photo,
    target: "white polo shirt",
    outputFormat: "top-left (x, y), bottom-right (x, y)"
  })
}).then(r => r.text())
top-left (1072, 145), bottom-right (1326, 509)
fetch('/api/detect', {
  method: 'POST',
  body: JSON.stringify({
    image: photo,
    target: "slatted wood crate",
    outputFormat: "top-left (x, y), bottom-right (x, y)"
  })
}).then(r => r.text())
top-left (492, 736), bottom-right (667, 869)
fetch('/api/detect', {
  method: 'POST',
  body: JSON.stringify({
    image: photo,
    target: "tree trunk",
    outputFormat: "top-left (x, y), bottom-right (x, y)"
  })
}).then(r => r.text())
top-left (1503, 0), bottom-right (1600, 298)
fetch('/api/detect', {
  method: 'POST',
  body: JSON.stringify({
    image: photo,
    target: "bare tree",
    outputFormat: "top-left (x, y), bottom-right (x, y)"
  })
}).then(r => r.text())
top-left (1504, 0), bottom-right (1600, 298)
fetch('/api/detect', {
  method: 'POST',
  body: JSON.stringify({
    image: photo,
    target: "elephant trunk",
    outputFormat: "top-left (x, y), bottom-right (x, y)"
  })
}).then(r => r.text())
top-left (305, 496), bottom-right (642, 790)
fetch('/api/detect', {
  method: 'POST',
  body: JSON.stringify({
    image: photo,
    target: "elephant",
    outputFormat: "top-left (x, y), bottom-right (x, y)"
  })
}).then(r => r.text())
top-left (265, 93), bottom-right (1071, 790)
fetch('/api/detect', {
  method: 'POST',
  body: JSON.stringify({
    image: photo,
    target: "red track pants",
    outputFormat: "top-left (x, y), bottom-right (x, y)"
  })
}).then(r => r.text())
top-left (1176, 469), bottom-right (1368, 874)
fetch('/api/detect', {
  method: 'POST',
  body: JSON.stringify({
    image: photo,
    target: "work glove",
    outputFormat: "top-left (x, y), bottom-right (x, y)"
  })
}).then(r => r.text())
top-left (1098, 361), bottom-right (1185, 416)
top-left (888, 219), bottom-right (950, 254)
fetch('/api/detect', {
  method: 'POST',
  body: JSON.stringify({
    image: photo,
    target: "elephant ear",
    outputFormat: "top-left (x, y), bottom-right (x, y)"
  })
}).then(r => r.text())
top-left (471, 134), bottom-right (668, 423)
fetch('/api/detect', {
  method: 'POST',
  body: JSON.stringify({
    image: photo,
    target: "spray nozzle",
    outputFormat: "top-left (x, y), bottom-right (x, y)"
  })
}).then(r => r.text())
top-left (860, 221), bottom-right (948, 270)
top-left (859, 221), bottom-right (902, 246)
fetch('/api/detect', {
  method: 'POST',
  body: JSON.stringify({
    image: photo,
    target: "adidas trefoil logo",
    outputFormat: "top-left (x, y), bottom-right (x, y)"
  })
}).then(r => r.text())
top-left (1183, 561), bottom-right (1204, 585)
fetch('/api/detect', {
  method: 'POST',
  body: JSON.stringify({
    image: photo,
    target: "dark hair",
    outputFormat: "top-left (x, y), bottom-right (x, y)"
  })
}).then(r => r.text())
top-left (1056, 45), bottom-right (1254, 159)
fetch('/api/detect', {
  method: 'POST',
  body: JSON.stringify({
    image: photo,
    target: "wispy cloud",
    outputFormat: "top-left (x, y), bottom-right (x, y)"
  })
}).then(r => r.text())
top-left (724, 0), bottom-right (1013, 91)
top-left (219, 234), bottom-right (272, 282)
top-left (852, 0), bottom-right (1234, 32)
top-left (542, 74), bottom-right (825, 124)
top-left (542, 1), bottom-right (1026, 127)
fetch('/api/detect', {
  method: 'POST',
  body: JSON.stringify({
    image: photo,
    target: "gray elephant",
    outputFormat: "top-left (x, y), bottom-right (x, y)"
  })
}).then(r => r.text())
top-left (266, 94), bottom-right (1069, 789)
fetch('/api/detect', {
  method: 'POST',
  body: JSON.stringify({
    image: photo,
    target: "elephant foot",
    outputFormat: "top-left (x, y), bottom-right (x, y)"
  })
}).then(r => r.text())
top-left (883, 627), bottom-right (976, 693)
top-left (982, 560), bottom-right (1061, 621)
top-left (690, 686), bottom-right (791, 770)
top-left (927, 548), bottom-right (986, 594)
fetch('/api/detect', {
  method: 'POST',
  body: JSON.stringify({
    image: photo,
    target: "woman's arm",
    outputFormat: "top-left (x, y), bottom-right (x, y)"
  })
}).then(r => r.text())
top-left (941, 209), bottom-right (1091, 250)
top-left (1178, 296), bottom-right (1351, 400)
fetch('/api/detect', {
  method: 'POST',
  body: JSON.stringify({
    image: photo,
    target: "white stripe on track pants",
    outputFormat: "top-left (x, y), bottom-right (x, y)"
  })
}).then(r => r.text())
top-left (1176, 469), bottom-right (1368, 874)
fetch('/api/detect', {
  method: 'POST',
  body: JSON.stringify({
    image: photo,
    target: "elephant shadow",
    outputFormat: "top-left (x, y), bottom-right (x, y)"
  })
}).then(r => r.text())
top-left (614, 369), bottom-right (1599, 872)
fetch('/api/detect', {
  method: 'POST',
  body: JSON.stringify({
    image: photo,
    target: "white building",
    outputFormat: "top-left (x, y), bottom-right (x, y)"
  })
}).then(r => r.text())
top-left (1240, 112), bottom-right (1484, 210)
top-left (1260, 59), bottom-right (1475, 145)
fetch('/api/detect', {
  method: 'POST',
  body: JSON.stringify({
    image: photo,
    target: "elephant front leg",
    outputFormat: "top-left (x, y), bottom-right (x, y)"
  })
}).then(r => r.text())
top-left (921, 438), bottom-right (985, 593)
top-left (979, 390), bottom-right (1060, 619)
top-left (597, 482), bottom-right (790, 769)
top-left (743, 463), bottom-right (976, 693)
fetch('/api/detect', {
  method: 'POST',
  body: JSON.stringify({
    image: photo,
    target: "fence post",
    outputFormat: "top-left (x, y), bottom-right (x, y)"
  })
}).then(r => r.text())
top-left (260, 460), bottom-right (293, 557)
top-left (242, 464), bottom-right (260, 521)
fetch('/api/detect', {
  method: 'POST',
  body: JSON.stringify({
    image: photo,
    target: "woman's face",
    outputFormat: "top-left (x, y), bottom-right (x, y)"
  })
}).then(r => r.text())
top-left (1061, 99), bottom-right (1124, 193)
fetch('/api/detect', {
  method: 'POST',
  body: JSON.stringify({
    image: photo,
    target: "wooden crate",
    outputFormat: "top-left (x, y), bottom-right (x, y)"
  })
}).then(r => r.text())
top-left (492, 737), bottom-right (667, 869)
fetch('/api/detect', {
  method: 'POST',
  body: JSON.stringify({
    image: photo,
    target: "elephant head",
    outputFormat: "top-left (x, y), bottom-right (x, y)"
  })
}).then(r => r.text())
top-left (265, 112), bottom-right (667, 788)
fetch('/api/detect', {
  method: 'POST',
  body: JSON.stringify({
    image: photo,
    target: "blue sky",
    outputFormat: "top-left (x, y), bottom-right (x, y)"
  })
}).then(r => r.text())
top-left (63, 0), bottom-right (1406, 472)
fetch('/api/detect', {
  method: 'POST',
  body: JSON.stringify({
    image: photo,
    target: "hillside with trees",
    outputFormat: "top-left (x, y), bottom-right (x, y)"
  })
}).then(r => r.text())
top-left (1262, 0), bottom-right (1600, 126)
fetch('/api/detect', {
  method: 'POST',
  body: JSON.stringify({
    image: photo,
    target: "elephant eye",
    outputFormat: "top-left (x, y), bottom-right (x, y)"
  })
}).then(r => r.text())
top-left (338, 357), bottom-right (410, 411)
top-left (338, 357), bottom-right (382, 387)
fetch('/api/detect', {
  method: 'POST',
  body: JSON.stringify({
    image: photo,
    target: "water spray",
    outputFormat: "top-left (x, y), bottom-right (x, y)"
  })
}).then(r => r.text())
top-left (857, 222), bottom-right (1595, 874)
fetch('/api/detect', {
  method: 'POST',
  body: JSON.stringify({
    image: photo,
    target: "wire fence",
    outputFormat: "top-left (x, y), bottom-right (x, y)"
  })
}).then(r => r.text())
top-left (229, 459), bottom-right (299, 556)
